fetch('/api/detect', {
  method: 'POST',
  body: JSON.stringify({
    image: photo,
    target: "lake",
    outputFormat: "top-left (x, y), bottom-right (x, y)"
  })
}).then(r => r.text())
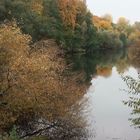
top-left (80, 66), bottom-right (140, 140)
top-left (69, 49), bottom-right (140, 140)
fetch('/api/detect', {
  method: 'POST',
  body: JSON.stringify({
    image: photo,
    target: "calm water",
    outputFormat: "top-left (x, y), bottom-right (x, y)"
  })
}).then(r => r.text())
top-left (69, 49), bottom-right (140, 140)
top-left (80, 66), bottom-right (140, 140)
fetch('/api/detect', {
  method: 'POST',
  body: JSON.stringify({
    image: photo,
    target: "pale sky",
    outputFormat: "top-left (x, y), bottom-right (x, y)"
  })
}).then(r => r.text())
top-left (86, 0), bottom-right (140, 23)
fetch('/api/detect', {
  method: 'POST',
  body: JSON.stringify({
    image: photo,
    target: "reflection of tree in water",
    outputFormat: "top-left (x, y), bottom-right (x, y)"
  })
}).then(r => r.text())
top-left (67, 48), bottom-right (128, 81)
top-left (128, 41), bottom-right (140, 68)
top-left (122, 74), bottom-right (140, 128)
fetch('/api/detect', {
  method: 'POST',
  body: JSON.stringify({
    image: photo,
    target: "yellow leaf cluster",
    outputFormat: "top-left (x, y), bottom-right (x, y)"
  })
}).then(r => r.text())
top-left (30, 0), bottom-right (43, 15)
top-left (58, 0), bottom-right (79, 29)
top-left (93, 16), bottom-right (112, 30)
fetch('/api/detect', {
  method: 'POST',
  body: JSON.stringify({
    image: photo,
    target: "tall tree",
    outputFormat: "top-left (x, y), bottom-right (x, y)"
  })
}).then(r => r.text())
top-left (58, 0), bottom-right (77, 29)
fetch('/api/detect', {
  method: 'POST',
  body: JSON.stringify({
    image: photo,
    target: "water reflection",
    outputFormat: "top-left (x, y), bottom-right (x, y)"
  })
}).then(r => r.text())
top-left (67, 48), bottom-right (129, 82)
top-left (80, 67), bottom-right (140, 140)
top-left (67, 48), bottom-right (140, 140)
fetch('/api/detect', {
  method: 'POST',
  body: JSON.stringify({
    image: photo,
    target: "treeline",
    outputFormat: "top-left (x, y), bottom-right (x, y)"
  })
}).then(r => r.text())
top-left (0, 0), bottom-right (133, 52)
top-left (0, 0), bottom-right (97, 52)
top-left (0, 0), bottom-right (140, 52)
top-left (93, 15), bottom-right (140, 48)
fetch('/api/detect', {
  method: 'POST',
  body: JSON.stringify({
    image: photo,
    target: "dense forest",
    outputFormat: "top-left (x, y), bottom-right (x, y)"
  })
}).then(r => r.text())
top-left (0, 0), bottom-right (140, 140)
top-left (0, 0), bottom-right (140, 51)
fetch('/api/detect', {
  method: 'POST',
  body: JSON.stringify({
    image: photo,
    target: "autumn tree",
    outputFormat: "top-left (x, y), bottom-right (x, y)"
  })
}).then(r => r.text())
top-left (30, 0), bottom-right (43, 15)
top-left (102, 14), bottom-right (113, 23)
top-left (128, 22), bottom-right (140, 43)
top-left (117, 17), bottom-right (131, 36)
top-left (57, 0), bottom-right (78, 29)
top-left (0, 22), bottom-right (30, 98)
top-left (0, 23), bottom-right (88, 133)
top-left (117, 17), bottom-right (129, 26)
top-left (93, 16), bottom-right (112, 30)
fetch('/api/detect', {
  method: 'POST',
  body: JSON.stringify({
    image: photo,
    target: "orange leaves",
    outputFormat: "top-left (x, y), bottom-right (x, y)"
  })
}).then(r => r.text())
top-left (58, 0), bottom-right (78, 29)
top-left (57, 0), bottom-right (87, 29)
top-left (0, 22), bottom-right (31, 66)
top-left (93, 16), bottom-right (112, 30)
top-left (0, 22), bottom-right (31, 97)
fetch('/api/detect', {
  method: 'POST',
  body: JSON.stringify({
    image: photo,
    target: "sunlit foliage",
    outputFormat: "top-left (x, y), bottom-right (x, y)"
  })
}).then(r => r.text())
top-left (93, 16), bottom-right (112, 30)
top-left (117, 17), bottom-right (130, 31)
top-left (58, 0), bottom-right (77, 29)
top-left (102, 14), bottom-right (113, 23)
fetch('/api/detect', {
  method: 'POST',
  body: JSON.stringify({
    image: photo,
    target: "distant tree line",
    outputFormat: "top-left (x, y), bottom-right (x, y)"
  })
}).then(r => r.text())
top-left (0, 0), bottom-right (140, 52)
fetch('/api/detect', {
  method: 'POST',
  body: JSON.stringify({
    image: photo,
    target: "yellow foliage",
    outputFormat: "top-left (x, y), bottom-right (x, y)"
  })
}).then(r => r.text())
top-left (117, 17), bottom-right (129, 26)
top-left (93, 16), bottom-right (112, 30)
top-left (58, 0), bottom-right (86, 29)
top-left (128, 30), bottom-right (140, 42)
top-left (30, 0), bottom-right (43, 15)
top-left (0, 23), bottom-right (87, 131)
top-left (102, 14), bottom-right (113, 23)
top-left (58, 0), bottom-right (78, 29)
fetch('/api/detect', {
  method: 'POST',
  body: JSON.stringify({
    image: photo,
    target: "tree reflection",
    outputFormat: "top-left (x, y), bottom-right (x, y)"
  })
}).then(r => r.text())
top-left (67, 48), bottom-right (128, 81)
top-left (128, 41), bottom-right (140, 68)
top-left (122, 73), bottom-right (140, 128)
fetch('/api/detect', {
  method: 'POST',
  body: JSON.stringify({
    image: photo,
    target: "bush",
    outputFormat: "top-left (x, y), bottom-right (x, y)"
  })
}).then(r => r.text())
top-left (98, 30), bottom-right (123, 48)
